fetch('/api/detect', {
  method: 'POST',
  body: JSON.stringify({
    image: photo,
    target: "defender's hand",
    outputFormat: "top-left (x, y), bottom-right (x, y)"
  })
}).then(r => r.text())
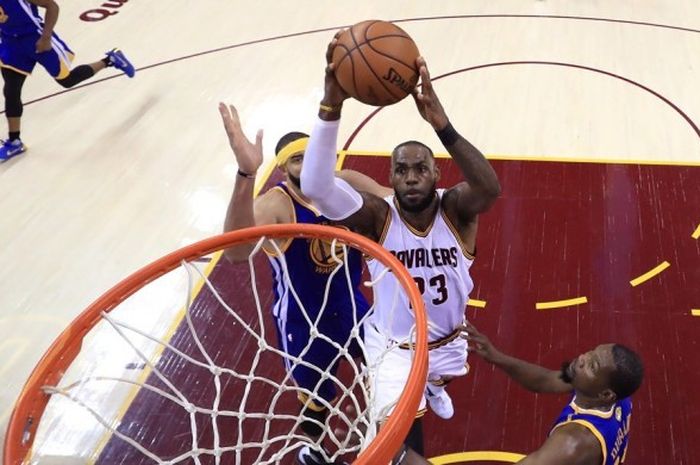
top-left (462, 322), bottom-right (502, 364)
top-left (218, 103), bottom-right (263, 175)
top-left (412, 56), bottom-right (449, 130)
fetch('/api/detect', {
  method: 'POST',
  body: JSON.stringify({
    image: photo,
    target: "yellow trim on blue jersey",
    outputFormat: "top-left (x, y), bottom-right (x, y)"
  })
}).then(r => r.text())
top-left (261, 186), bottom-right (295, 256)
top-left (553, 419), bottom-right (607, 465)
top-left (284, 181), bottom-right (322, 216)
top-left (54, 50), bottom-right (76, 80)
top-left (297, 392), bottom-right (329, 412)
top-left (0, 60), bottom-right (31, 76)
top-left (440, 210), bottom-right (476, 260)
top-left (392, 196), bottom-right (437, 237)
top-left (570, 399), bottom-right (615, 419)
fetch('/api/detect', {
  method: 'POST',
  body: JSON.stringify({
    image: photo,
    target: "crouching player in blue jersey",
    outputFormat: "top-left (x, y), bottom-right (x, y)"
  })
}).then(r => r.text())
top-left (218, 103), bottom-right (393, 465)
top-left (464, 323), bottom-right (643, 465)
top-left (0, 0), bottom-right (135, 161)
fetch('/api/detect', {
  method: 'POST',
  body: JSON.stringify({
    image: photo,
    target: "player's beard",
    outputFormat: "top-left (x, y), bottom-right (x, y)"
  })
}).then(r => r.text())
top-left (288, 173), bottom-right (301, 189)
top-left (559, 360), bottom-right (574, 384)
top-left (395, 184), bottom-right (437, 213)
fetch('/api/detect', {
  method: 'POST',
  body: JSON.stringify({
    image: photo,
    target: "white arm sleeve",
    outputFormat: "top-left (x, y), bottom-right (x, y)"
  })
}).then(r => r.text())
top-left (300, 116), bottom-right (363, 220)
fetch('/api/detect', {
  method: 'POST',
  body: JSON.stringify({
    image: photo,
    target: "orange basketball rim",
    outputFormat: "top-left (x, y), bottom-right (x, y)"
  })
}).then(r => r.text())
top-left (4, 224), bottom-right (429, 465)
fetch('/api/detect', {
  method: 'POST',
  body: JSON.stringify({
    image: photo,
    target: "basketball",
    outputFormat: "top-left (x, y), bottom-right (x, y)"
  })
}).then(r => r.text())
top-left (332, 20), bottom-right (420, 106)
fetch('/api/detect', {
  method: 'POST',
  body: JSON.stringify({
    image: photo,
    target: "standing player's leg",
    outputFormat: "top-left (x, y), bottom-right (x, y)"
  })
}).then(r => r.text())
top-left (274, 311), bottom-right (346, 464)
top-left (0, 33), bottom-right (35, 161)
top-left (0, 67), bottom-right (28, 161)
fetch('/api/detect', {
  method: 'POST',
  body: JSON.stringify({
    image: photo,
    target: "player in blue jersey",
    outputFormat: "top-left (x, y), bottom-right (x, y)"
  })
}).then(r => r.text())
top-left (0, 0), bottom-right (135, 161)
top-left (464, 322), bottom-right (644, 465)
top-left (218, 103), bottom-right (392, 465)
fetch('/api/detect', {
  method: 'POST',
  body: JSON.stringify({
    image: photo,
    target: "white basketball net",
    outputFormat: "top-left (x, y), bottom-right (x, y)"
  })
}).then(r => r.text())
top-left (28, 234), bottom-right (418, 465)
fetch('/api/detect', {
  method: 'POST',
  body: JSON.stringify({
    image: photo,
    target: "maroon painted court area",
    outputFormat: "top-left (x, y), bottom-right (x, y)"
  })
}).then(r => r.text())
top-left (97, 155), bottom-right (700, 464)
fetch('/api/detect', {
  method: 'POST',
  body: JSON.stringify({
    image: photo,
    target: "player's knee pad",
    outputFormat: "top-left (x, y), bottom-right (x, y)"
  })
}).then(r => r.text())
top-left (2, 68), bottom-right (26, 117)
top-left (300, 404), bottom-right (328, 438)
top-left (55, 65), bottom-right (94, 88)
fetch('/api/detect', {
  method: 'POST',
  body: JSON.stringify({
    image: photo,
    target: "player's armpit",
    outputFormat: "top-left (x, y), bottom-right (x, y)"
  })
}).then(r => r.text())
top-left (336, 192), bottom-right (390, 242)
top-left (517, 423), bottom-right (602, 465)
top-left (253, 189), bottom-right (293, 226)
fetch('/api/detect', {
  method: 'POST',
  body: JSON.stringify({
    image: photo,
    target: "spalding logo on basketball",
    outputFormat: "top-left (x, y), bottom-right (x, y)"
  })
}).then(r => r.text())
top-left (332, 20), bottom-right (420, 107)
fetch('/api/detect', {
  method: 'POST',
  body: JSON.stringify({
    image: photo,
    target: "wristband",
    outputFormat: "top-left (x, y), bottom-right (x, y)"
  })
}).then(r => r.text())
top-left (319, 103), bottom-right (342, 113)
top-left (436, 122), bottom-right (459, 146)
top-left (237, 169), bottom-right (256, 179)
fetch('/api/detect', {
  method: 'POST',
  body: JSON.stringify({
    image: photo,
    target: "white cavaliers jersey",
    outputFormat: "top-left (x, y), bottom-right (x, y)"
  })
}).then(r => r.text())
top-left (367, 189), bottom-right (474, 342)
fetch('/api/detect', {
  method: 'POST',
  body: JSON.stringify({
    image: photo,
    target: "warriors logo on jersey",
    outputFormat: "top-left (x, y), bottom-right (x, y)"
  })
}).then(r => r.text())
top-left (308, 225), bottom-right (349, 274)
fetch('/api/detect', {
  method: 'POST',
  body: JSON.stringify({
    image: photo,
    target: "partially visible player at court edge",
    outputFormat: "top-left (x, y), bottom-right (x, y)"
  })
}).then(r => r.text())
top-left (300, 32), bottom-right (501, 455)
top-left (464, 322), bottom-right (643, 465)
top-left (0, 0), bottom-right (135, 162)
top-left (218, 103), bottom-right (393, 465)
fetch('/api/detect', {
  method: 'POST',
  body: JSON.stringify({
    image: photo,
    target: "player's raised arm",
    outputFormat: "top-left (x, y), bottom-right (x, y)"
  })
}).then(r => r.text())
top-left (412, 57), bottom-right (501, 222)
top-left (464, 323), bottom-right (573, 394)
top-left (300, 32), bottom-right (388, 240)
top-left (219, 103), bottom-right (283, 262)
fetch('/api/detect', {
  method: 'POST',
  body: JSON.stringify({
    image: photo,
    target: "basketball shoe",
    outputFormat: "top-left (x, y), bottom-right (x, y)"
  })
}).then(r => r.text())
top-left (106, 49), bottom-right (135, 78)
top-left (426, 385), bottom-right (454, 419)
top-left (0, 139), bottom-right (26, 162)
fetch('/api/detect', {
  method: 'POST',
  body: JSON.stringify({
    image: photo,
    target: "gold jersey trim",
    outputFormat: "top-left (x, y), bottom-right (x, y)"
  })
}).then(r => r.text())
top-left (440, 210), bottom-right (476, 260)
top-left (393, 196), bottom-right (437, 237)
top-left (285, 182), bottom-right (322, 216)
top-left (365, 207), bottom-right (393, 262)
top-left (570, 399), bottom-right (615, 419)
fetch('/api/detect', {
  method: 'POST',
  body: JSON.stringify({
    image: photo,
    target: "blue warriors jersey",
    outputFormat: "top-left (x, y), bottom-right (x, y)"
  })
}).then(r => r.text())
top-left (551, 396), bottom-right (632, 465)
top-left (267, 182), bottom-right (369, 322)
top-left (0, 0), bottom-right (44, 37)
top-left (266, 183), bottom-right (370, 404)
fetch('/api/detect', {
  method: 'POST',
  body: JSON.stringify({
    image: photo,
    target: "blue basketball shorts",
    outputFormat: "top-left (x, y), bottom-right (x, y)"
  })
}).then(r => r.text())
top-left (0, 31), bottom-right (74, 79)
top-left (274, 305), bottom-right (366, 409)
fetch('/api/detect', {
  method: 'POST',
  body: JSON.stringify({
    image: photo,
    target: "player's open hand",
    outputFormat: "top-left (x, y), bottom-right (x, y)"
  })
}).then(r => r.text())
top-left (218, 103), bottom-right (263, 175)
top-left (412, 56), bottom-right (449, 131)
top-left (322, 30), bottom-right (350, 108)
top-left (462, 322), bottom-right (501, 363)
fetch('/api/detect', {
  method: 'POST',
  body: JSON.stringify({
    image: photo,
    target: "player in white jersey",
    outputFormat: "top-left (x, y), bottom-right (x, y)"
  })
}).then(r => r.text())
top-left (300, 33), bottom-right (501, 457)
